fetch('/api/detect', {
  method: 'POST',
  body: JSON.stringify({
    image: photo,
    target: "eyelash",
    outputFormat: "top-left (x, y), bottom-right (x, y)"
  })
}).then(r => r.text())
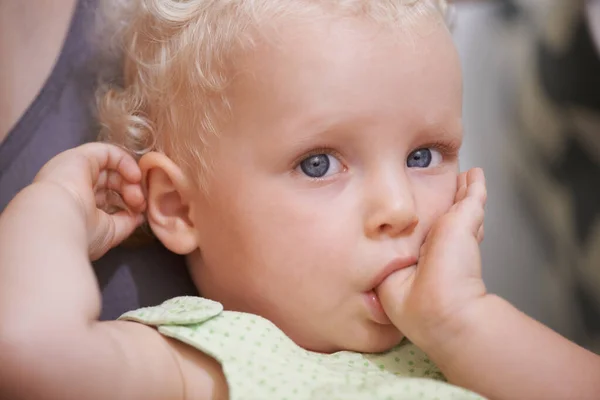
top-left (292, 140), bottom-right (460, 171)
top-left (292, 147), bottom-right (346, 170)
top-left (413, 140), bottom-right (460, 157)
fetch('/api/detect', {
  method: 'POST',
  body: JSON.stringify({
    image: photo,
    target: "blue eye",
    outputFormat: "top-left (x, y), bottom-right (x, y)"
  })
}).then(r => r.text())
top-left (407, 148), bottom-right (442, 168)
top-left (298, 154), bottom-right (343, 178)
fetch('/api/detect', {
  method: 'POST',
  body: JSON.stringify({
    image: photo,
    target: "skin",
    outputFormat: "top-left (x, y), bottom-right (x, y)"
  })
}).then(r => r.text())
top-left (0, 0), bottom-right (77, 143)
top-left (175, 14), bottom-right (464, 353)
top-left (0, 12), bottom-right (463, 400)
top-left (2, 8), bottom-right (599, 400)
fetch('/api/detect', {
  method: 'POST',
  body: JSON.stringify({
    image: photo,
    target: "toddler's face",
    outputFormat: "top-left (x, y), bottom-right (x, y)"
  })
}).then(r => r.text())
top-left (187, 14), bottom-right (462, 353)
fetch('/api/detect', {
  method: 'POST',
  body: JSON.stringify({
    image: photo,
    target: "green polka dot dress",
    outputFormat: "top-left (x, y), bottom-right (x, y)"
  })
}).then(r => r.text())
top-left (120, 297), bottom-right (485, 400)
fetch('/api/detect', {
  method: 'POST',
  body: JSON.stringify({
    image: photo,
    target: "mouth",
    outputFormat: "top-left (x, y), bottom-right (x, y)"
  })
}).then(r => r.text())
top-left (368, 256), bottom-right (418, 291)
top-left (364, 290), bottom-right (392, 325)
top-left (363, 256), bottom-right (418, 325)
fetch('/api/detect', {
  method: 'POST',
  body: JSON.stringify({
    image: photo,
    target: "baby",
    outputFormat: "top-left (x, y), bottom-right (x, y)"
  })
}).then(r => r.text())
top-left (1, 0), bottom-right (599, 399)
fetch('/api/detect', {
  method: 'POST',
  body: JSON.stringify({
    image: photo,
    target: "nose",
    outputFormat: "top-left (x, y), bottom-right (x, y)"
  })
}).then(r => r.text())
top-left (363, 171), bottom-right (418, 239)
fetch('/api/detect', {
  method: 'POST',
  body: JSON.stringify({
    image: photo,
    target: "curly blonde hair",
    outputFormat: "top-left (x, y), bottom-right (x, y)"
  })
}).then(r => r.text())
top-left (97, 0), bottom-right (449, 188)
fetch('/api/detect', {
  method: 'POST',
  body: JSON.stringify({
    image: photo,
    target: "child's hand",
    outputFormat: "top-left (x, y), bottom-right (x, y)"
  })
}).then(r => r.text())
top-left (376, 168), bottom-right (487, 348)
top-left (33, 143), bottom-right (146, 260)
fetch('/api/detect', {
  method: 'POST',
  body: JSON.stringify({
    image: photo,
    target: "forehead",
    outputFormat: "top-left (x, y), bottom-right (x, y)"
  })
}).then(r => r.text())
top-left (227, 12), bottom-right (461, 137)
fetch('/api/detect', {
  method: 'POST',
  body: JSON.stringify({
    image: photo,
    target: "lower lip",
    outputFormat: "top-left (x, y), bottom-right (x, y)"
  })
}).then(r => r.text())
top-left (364, 291), bottom-right (392, 325)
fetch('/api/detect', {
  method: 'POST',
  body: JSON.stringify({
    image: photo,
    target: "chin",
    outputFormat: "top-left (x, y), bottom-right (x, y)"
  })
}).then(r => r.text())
top-left (290, 323), bottom-right (405, 354)
top-left (349, 325), bottom-right (405, 354)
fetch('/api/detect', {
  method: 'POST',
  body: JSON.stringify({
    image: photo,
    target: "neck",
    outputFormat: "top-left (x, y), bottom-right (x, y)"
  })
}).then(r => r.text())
top-left (0, 0), bottom-right (77, 144)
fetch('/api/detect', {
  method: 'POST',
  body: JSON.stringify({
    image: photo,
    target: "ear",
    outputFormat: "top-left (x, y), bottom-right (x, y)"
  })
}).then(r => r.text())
top-left (139, 152), bottom-right (198, 255)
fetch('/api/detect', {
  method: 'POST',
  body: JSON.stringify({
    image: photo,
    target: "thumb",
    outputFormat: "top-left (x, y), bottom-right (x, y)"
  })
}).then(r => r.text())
top-left (89, 211), bottom-right (144, 261)
top-left (375, 265), bottom-right (417, 329)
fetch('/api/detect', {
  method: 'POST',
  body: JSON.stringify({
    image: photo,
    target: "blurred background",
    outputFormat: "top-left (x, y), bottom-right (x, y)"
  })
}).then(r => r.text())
top-left (453, 0), bottom-right (600, 352)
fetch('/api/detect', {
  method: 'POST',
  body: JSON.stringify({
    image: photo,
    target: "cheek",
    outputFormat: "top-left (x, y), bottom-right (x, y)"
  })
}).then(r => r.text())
top-left (242, 189), bottom-right (354, 273)
top-left (413, 172), bottom-right (457, 230)
top-left (199, 179), bottom-right (353, 287)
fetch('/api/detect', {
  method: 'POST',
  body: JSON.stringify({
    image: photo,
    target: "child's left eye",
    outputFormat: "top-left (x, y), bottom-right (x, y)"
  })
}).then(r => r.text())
top-left (406, 148), bottom-right (443, 168)
top-left (297, 154), bottom-right (343, 178)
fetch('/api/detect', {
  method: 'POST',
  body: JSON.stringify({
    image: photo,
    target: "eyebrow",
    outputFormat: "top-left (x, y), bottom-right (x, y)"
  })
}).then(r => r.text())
top-left (285, 110), bottom-right (379, 141)
top-left (287, 111), bottom-right (463, 145)
top-left (417, 120), bottom-right (464, 140)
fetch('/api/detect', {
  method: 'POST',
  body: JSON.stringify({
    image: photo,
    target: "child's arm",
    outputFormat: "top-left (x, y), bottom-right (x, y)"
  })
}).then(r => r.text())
top-left (378, 168), bottom-right (600, 400)
top-left (421, 293), bottom-right (600, 400)
top-left (0, 144), bottom-right (227, 400)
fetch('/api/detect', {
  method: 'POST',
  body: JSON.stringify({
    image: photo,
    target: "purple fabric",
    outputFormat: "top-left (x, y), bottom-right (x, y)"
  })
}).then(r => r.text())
top-left (0, 0), bottom-right (197, 320)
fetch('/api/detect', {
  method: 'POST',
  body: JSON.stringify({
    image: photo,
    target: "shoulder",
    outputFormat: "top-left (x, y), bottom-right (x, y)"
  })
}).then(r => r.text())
top-left (103, 318), bottom-right (228, 400)
top-left (169, 336), bottom-right (229, 400)
top-left (117, 297), bottom-right (229, 399)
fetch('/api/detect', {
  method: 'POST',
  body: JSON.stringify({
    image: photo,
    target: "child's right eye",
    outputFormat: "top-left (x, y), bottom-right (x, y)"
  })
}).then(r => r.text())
top-left (297, 153), bottom-right (344, 179)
